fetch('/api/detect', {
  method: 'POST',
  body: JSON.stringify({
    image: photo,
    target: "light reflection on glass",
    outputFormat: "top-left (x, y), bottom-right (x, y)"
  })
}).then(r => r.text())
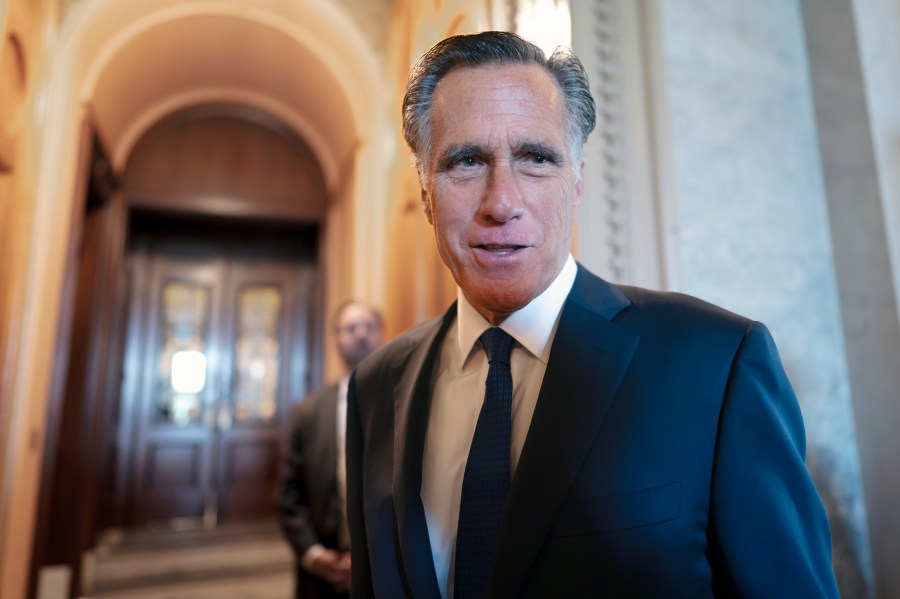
top-left (154, 281), bottom-right (210, 426)
top-left (231, 286), bottom-right (281, 424)
top-left (171, 350), bottom-right (207, 393)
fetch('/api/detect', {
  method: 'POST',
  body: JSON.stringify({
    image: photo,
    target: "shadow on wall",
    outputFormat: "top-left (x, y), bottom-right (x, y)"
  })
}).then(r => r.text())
top-left (807, 448), bottom-right (874, 599)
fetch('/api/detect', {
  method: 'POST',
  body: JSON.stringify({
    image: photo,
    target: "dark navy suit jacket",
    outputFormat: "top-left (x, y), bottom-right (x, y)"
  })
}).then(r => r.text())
top-left (347, 265), bottom-right (838, 598)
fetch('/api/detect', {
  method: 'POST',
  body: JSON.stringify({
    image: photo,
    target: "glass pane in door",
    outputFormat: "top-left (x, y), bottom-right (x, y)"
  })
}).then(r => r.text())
top-left (231, 285), bottom-right (282, 424)
top-left (153, 281), bottom-right (211, 426)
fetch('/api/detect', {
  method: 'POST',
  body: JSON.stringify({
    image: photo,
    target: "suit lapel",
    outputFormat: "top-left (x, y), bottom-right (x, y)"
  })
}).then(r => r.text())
top-left (489, 267), bottom-right (640, 597)
top-left (391, 306), bottom-right (457, 599)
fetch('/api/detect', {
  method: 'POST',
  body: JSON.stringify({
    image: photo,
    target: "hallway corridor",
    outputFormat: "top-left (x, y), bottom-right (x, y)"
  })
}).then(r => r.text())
top-left (78, 522), bottom-right (293, 599)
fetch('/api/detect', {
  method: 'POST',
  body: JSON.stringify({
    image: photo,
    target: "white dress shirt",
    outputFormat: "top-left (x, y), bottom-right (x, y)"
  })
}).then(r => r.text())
top-left (421, 255), bottom-right (577, 599)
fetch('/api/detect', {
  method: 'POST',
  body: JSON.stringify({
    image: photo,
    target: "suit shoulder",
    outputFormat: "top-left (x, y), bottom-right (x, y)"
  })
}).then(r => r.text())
top-left (572, 264), bottom-right (752, 333)
top-left (597, 285), bottom-right (782, 378)
top-left (617, 285), bottom-right (751, 326)
top-left (353, 313), bottom-right (446, 385)
top-left (611, 285), bottom-right (759, 351)
top-left (292, 382), bottom-right (337, 422)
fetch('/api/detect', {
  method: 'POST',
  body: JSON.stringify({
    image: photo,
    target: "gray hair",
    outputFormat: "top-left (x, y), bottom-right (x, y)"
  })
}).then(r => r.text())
top-left (401, 31), bottom-right (596, 177)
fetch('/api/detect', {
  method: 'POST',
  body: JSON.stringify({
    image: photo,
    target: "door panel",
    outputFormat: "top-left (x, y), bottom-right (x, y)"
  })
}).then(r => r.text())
top-left (218, 438), bottom-right (280, 520)
top-left (215, 260), bottom-right (298, 521)
top-left (123, 225), bottom-right (316, 527)
top-left (142, 440), bottom-right (206, 520)
top-left (131, 253), bottom-right (222, 524)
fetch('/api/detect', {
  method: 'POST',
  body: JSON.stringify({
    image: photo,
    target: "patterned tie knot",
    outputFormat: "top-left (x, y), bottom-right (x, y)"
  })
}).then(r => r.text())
top-left (480, 327), bottom-right (513, 367)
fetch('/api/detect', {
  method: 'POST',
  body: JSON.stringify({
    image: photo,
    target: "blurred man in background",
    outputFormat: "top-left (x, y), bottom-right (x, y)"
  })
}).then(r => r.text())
top-left (277, 301), bottom-right (383, 599)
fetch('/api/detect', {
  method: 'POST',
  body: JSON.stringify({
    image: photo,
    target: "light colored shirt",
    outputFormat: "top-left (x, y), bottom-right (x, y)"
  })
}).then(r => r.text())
top-left (301, 376), bottom-right (350, 571)
top-left (421, 255), bottom-right (577, 599)
top-left (336, 376), bottom-right (350, 549)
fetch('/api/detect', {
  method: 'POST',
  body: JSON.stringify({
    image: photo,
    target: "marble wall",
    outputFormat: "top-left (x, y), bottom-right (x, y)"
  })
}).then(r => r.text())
top-left (659, 1), bottom-right (872, 596)
top-left (853, 0), bottom-right (900, 324)
top-left (801, 1), bottom-right (900, 597)
top-left (850, 0), bottom-right (900, 593)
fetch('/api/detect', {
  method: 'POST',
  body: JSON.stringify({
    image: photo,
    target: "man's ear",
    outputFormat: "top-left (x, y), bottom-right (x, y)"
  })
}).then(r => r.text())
top-left (422, 187), bottom-right (434, 225)
top-left (573, 161), bottom-right (585, 208)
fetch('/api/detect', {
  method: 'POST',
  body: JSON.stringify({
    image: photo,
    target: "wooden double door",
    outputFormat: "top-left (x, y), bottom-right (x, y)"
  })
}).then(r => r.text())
top-left (121, 219), bottom-right (319, 527)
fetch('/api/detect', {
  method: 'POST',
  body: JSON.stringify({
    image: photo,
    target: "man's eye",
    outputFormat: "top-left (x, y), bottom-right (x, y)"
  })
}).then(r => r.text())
top-left (458, 156), bottom-right (479, 167)
top-left (529, 153), bottom-right (549, 164)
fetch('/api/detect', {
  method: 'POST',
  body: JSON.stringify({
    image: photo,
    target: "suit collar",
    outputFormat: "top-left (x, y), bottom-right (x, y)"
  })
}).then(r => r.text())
top-left (568, 262), bottom-right (632, 319)
top-left (488, 266), bottom-right (638, 597)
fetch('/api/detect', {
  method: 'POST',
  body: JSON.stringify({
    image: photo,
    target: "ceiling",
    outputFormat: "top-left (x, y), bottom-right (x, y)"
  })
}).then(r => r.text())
top-left (74, 1), bottom-right (381, 192)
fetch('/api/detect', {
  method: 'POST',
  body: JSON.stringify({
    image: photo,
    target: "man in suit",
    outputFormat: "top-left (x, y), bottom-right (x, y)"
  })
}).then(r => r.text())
top-left (347, 31), bottom-right (839, 598)
top-left (278, 301), bottom-right (384, 599)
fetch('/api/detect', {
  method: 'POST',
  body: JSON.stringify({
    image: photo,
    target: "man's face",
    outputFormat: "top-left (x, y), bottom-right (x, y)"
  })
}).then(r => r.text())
top-left (420, 63), bottom-right (583, 324)
top-left (335, 303), bottom-right (382, 370)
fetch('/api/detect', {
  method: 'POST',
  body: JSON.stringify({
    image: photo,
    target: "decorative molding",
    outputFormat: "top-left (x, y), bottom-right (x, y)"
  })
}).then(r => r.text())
top-left (590, 0), bottom-right (630, 281)
top-left (572, 0), bottom-right (676, 289)
top-left (330, 0), bottom-right (393, 54)
top-left (59, 0), bottom-right (395, 55)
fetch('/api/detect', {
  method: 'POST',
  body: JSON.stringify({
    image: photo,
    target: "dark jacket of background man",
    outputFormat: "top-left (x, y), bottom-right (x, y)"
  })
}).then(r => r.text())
top-left (278, 301), bottom-right (383, 599)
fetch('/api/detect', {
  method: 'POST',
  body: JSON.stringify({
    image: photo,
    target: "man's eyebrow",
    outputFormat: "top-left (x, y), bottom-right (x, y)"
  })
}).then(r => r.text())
top-left (436, 144), bottom-right (484, 171)
top-left (514, 141), bottom-right (565, 165)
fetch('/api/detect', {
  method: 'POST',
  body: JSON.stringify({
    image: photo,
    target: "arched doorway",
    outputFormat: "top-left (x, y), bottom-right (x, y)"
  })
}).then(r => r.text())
top-left (34, 102), bottom-right (331, 597)
top-left (116, 105), bottom-right (325, 527)
top-left (20, 2), bottom-right (384, 596)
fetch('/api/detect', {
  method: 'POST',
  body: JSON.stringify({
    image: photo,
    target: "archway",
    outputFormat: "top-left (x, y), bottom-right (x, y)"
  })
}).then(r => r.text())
top-left (5, 1), bottom-right (385, 596)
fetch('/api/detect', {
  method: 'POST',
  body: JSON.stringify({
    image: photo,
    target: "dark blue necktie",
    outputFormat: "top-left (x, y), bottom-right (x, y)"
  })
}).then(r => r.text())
top-left (454, 327), bottom-right (514, 599)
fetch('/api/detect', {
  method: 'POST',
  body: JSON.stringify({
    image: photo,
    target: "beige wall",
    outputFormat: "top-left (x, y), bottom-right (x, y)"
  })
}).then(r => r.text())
top-left (380, 0), bottom-right (488, 339)
top-left (0, 0), bottom-right (59, 596)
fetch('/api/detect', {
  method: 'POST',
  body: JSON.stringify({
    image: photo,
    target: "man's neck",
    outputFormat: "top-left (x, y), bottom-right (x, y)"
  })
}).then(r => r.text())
top-left (474, 306), bottom-right (512, 327)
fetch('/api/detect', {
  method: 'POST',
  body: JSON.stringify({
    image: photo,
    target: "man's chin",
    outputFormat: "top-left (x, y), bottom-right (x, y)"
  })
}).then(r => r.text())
top-left (467, 289), bottom-right (536, 323)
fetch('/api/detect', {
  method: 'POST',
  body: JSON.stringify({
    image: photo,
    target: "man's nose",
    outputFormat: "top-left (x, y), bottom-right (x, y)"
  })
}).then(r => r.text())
top-left (349, 323), bottom-right (372, 337)
top-left (478, 162), bottom-right (524, 223)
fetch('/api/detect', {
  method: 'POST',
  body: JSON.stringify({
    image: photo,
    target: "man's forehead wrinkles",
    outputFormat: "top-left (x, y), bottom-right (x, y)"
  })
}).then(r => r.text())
top-left (438, 124), bottom-right (563, 147)
top-left (437, 137), bottom-right (565, 158)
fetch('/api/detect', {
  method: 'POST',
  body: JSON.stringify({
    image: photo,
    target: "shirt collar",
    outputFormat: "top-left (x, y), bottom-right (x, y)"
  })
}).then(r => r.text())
top-left (456, 254), bottom-right (577, 366)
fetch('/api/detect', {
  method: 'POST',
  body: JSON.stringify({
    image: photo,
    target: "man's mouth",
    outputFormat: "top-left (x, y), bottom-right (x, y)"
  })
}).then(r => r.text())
top-left (476, 244), bottom-right (525, 255)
